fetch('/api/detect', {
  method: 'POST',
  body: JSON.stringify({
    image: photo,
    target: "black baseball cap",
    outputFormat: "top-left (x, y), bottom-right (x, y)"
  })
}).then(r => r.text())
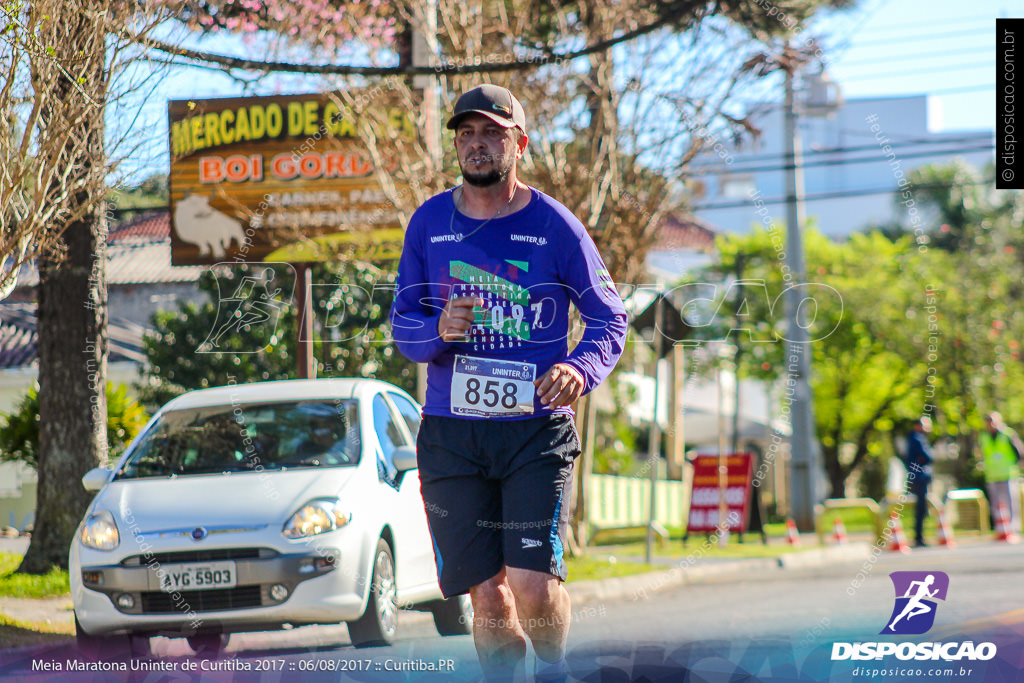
top-left (446, 84), bottom-right (526, 131)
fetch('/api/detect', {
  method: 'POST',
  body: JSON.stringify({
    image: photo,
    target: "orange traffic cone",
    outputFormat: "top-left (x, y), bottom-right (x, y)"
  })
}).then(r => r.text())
top-left (994, 503), bottom-right (1019, 543)
top-left (785, 518), bottom-right (801, 546)
top-left (832, 517), bottom-right (848, 545)
top-left (936, 508), bottom-right (956, 548)
top-left (887, 510), bottom-right (911, 554)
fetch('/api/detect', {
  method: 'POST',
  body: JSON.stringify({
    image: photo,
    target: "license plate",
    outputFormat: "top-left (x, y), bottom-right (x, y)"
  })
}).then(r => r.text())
top-left (158, 561), bottom-right (236, 592)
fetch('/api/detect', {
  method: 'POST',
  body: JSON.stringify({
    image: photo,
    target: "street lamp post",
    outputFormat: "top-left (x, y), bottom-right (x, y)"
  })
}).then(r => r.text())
top-left (782, 64), bottom-right (821, 531)
top-left (645, 294), bottom-right (664, 564)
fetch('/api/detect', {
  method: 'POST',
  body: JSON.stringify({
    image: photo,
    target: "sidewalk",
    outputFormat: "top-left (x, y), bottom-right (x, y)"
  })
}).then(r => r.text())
top-left (566, 541), bottom-right (871, 604)
top-left (0, 536), bottom-right (74, 639)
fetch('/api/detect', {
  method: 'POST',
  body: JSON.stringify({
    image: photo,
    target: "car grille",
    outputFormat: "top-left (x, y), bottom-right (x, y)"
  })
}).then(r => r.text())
top-left (140, 585), bottom-right (263, 613)
top-left (121, 547), bottom-right (275, 566)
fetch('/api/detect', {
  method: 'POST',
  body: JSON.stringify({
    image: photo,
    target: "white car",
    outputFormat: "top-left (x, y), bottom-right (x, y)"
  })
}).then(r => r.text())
top-left (70, 379), bottom-right (471, 656)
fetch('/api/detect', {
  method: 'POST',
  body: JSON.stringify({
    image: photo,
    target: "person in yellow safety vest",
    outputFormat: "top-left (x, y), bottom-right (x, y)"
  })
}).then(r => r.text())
top-left (980, 412), bottom-right (1023, 534)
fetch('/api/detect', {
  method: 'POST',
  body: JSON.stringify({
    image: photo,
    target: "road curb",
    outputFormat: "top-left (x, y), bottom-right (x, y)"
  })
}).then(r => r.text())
top-left (566, 542), bottom-right (872, 605)
top-left (776, 543), bottom-right (871, 569)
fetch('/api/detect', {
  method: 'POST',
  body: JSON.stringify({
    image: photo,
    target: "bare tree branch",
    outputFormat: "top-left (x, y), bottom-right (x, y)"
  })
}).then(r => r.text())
top-left (116, 7), bottom-right (691, 76)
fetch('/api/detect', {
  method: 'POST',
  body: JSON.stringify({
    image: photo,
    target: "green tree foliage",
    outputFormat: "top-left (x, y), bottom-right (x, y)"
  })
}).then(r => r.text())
top-left (888, 161), bottom-right (1024, 486)
top-left (110, 173), bottom-right (169, 222)
top-left (0, 384), bottom-right (148, 470)
top-left (139, 261), bottom-right (414, 408)
top-left (695, 161), bottom-right (1024, 498)
top-left (697, 228), bottom-right (935, 498)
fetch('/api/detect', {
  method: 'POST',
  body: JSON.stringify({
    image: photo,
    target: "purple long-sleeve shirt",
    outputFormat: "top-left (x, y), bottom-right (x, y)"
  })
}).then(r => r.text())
top-left (390, 186), bottom-right (627, 420)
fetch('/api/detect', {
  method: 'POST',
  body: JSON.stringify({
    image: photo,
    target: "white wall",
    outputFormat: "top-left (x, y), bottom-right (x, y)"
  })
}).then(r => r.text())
top-left (692, 95), bottom-right (994, 238)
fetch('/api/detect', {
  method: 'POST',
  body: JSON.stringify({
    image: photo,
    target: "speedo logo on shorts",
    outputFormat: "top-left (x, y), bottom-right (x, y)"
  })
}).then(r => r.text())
top-left (521, 538), bottom-right (543, 549)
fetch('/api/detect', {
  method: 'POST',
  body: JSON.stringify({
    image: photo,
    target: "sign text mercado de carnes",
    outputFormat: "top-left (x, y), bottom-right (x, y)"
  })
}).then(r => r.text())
top-left (168, 93), bottom-right (411, 266)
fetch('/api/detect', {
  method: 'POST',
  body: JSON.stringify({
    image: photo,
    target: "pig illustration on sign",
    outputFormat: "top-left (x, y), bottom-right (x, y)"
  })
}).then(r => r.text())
top-left (173, 194), bottom-right (246, 258)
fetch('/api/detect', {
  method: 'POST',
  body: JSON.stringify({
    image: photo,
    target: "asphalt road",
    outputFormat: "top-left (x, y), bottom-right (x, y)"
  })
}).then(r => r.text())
top-left (4, 542), bottom-right (1024, 681)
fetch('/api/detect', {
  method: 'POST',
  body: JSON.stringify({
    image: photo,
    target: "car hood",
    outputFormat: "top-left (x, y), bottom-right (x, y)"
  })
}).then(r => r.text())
top-left (95, 468), bottom-right (360, 532)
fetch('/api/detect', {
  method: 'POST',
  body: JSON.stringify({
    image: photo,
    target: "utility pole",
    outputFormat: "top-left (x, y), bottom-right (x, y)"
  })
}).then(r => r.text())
top-left (295, 264), bottom-right (315, 378)
top-left (645, 294), bottom-right (664, 564)
top-left (409, 0), bottom-right (439, 404)
top-left (782, 61), bottom-right (821, 531)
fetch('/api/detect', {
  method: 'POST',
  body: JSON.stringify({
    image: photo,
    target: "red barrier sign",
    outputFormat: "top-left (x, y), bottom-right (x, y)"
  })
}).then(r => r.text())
top-left (686, 453), bottom-right (753, 533)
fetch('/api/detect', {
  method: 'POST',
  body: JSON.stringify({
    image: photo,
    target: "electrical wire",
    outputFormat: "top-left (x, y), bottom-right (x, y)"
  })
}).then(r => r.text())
top-left (840, 60), bottom-right (993, 82)
top-left (685, 134), bottom-right (994, 168)
top-left (845, 16), bottom-right (990, 37)
top-left (919, 83), bottom-right (995, 96)
top-left (692, 178), bottom-right (996, 211)
top-left (850, 26), bottom-right (990, 48)
top-left (688, 142), bottom-right (993, 175)
top-left (840, 45), bottom-right (993, 67)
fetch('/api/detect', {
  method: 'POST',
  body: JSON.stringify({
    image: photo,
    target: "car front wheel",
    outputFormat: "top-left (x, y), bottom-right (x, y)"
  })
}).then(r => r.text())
top-left (347, 538), bottom-right (398, 648)
top-left (188, 633), bottom-right (228, 656)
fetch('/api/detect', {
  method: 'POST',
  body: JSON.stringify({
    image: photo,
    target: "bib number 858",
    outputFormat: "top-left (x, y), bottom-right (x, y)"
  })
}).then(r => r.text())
top-left (465, 378), bottom-right (518, 409)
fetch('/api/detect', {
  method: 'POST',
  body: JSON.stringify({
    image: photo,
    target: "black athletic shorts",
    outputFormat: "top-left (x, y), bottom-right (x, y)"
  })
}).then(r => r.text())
top-left (416, 413), bottom-right (580, 597)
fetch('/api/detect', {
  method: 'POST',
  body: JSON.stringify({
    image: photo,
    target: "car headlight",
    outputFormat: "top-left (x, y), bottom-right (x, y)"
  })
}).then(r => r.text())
top-left (282, 499), bottom-right (352, 539)
top-left (80, 510), bottom-right (120, 551)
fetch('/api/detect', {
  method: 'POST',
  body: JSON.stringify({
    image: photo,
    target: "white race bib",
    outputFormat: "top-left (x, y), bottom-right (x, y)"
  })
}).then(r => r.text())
top-left (451, 356), bottom-right (536, 417)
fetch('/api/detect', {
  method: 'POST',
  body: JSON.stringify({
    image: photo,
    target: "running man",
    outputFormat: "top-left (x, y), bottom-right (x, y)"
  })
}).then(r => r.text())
top-left (888, 574), bottom-right (939, 631)
top-left (390, 84), bottom-right (628, 682)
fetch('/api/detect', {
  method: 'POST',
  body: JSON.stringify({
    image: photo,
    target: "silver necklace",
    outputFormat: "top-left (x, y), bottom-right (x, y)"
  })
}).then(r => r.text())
top-left (449, 186), bottom-right (516, 242)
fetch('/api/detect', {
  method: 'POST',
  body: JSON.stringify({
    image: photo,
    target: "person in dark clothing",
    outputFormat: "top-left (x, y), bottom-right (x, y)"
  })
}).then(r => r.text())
top-left (905, 417), bottom-right (935, 547)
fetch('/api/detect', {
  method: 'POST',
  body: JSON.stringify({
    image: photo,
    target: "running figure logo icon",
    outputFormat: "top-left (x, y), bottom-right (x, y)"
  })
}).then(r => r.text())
top-left (880, 571), bottom-right (950, 635)
top-left (199, 264), bottom-right (293, 353)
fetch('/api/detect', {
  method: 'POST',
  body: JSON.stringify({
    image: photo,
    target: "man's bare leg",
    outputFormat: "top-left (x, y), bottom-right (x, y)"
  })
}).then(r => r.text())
top-left (469, 569), bottom-right (528, 681)
top-left (506, 567), bottom-right (571, 665)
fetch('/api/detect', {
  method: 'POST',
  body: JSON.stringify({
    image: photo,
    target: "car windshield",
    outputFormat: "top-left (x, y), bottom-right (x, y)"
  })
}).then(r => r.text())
top-left (115, 400), bottom-right (361, 479)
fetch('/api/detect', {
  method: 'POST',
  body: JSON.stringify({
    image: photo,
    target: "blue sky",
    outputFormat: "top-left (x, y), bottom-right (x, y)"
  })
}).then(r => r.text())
top-left (818, 0), bottom-right (997, 132)
top-left (116, 0), bottom-right (1001, 182)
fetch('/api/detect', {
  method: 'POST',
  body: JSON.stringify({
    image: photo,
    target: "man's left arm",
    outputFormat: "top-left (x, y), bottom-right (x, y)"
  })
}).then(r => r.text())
top-left (535, 228), bottom-right (627, 408)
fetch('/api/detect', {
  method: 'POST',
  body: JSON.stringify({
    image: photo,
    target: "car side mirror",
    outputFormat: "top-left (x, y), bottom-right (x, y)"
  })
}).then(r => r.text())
top-left (392, 446), bottom-right (418, 472)
top-left (82, 467), bottom-right (113, 492)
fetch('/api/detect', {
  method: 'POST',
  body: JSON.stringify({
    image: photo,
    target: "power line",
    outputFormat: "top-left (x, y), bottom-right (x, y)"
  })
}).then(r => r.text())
top-left (852, 27), bottom-right (990, 48)
top-left (817, 0), bottom-right (889, 63)
top-left (689, 142), bottom-right (994, 175)
top-left (841, 60), bottom-right (993, 82)
top-left (838, 83), bottom-right (997, 98)
top-left (685, 134), bottom-right (993, 168)
top-left (922, 83), bottom-right (996, 96)
top-left (692, 178), bottom-right (997, 211)
top-left (830, 127), bottom-right (986, 143)
top-left (841, 15), bottom-right (990, 37)
top-left (840, 45), bottom-right (993, 67)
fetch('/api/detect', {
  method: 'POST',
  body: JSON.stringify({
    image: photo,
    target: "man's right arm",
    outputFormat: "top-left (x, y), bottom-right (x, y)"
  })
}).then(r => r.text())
top-left (389, 219), bottom-right (450, 363)
top-left (1005, 428), bottom-right (1024, 462)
